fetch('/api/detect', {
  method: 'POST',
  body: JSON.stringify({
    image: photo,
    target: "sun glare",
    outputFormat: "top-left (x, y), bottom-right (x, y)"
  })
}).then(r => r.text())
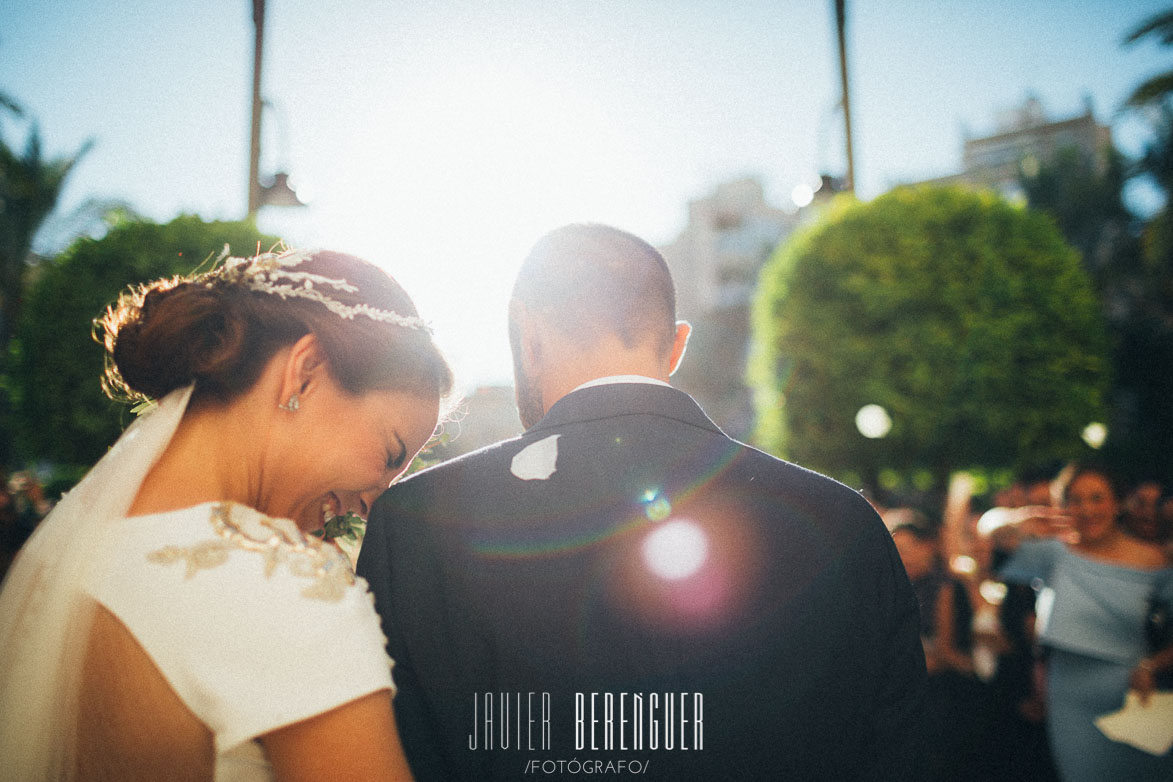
top-left (290, 59), bottom-right (648, 389)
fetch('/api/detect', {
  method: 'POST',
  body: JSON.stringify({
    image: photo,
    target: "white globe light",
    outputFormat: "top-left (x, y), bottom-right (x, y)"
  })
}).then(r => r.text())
top-left (642, 520), bottom-right (709, 580)
top-left (1081, 422), bottom-right (1107, 449)
top-left (855, 404), bottom-right (892, 439)
top-left (791, 183), bottom-right (815, 208)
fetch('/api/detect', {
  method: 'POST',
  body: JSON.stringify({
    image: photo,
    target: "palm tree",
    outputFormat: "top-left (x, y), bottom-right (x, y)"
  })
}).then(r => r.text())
top-left (1137, 104), bottom-right (1173, 198)
top-left (0, 92), bottom-right (21, 119)
top-left (1124, 9), bottom-right (1173, 108)
top-left (0, 121), bottom-right (92, 351)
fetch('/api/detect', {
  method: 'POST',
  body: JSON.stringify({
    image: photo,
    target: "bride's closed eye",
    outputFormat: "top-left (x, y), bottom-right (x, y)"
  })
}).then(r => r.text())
top-left (386, 434), bottom-right (408, 471)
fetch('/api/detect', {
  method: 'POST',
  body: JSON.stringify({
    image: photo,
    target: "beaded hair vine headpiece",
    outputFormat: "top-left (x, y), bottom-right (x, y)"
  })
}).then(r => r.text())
top-left (205, 246), bottom-right (431, 333)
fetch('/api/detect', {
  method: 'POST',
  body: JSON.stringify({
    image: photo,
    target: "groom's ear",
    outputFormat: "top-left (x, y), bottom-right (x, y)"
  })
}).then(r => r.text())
top-left (668, 321), bottom-right (691, 377)
top-left (510, 301), bottom-right (544, 371)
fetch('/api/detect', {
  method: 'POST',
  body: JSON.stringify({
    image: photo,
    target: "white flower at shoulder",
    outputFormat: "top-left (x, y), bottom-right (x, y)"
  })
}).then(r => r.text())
top-left (511, 435), bottom-right (560, 481)
top-left (148, 502), bottom-right (355, 602)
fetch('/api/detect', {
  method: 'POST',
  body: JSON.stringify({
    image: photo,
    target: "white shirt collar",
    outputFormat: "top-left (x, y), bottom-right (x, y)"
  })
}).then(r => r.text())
top-left (570, 375), bottom-right (672, 394)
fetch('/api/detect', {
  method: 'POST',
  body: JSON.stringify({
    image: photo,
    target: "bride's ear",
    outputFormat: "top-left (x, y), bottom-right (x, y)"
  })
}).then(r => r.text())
top-left (280, 334), bottom-right (330, 403)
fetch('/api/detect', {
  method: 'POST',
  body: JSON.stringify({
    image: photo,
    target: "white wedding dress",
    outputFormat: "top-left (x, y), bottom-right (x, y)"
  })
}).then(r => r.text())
top-left (84, 501), bottom-right (395, 781)
top-left (0, 387), bottom-right (395, 782)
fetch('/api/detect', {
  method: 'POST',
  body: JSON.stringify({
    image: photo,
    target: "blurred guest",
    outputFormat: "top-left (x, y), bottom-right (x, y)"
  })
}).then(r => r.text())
top-left (1123, 479), bottom-right (1170, 546)
top-left (942, 468), bottom-right (1065, 780)
top-left (1160, 492), bottom-right (1173, 526)
top-left (1019, 464), bottom-right (1062, 510)
top-left (0, 483), bottom-right (21, 583)
top-left (977, 513), bottom-right (1061, 780)
top-left (893, 522), bottom-right (975, 676)
top-left (1159, 492), bottom-right (1173, 561)
top-left (892, 521), bottom-right (985, 781)
top-left (12, 473), bottom-right (52, 535)
top-left (980, 575), bottom-right (1061, 782)
top-left (883, 505), bottom-right (929, 532)
top-left (994, 482), bottom-right (1029, 510)
top-left (998, 463), bottom-right (1173, 782)
top-left (0, 472), bottom-right (50, 583)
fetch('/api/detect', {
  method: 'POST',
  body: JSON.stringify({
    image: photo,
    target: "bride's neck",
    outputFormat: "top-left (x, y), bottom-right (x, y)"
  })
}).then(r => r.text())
top-left (128, 397), bottom-right (267, 517)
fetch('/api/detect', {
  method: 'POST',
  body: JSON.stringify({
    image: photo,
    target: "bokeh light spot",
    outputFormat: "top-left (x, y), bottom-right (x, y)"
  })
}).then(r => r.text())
top-left (1081, 422), bottom-right (1107, 449)
top-left (642, 520), bottom-right (709, 580)
top-left (979, 579), bottom-right (1008, 605)
top-left (951, 555), bottom-right (977, 576)
top-left (855, 404), bottom-right (892, 439)
top-left (790, 183), bottom-right (814, 208)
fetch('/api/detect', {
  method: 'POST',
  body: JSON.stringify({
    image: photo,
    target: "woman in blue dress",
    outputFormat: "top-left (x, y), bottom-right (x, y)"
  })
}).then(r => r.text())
top-left (999, 464), bottom-right (1173, 781)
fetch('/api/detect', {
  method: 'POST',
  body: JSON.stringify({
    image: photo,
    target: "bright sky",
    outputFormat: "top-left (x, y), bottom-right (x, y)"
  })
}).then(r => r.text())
top-left (2, 0), bottom-right (1169, 388)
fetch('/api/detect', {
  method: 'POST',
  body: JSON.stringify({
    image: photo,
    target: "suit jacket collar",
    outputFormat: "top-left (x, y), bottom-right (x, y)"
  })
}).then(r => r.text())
top-left (530, 382), bottom-right (724, 437)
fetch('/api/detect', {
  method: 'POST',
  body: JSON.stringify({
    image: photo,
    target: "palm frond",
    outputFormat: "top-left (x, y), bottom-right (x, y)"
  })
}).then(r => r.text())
top-left (21, 123), bottom-right (43, 164)
top-left (1124, 9), bottom-right (1173, 46)
top-left (32, 196), bottom-right (140, 256)
top-left (1125, 72), bottom-right (1173, 108)
top-left (0, 92), bottom-right (22, 118)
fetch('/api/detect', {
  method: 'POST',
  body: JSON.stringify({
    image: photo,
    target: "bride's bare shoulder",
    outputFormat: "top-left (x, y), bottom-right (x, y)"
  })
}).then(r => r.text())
top-left (77, 603), bottom-right (213, 782)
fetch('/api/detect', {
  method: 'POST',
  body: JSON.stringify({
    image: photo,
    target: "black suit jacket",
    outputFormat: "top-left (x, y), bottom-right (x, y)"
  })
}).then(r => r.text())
top-left (357, 384), bottom-right (925, 781)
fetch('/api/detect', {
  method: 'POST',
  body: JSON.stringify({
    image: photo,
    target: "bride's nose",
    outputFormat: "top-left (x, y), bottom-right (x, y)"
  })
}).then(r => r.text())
top-left (357, 489), bottom-right (381, 517)
top-left (335, 489), bottom-right (382, 518)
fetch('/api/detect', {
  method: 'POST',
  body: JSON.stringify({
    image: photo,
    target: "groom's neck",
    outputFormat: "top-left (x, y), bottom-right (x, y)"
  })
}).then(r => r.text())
top-left (536, 335), bottom-right (672, 413)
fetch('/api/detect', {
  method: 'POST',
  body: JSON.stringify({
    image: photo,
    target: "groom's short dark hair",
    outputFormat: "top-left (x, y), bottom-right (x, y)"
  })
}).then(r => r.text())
top-left (511, 223), bottom-right (676, 354)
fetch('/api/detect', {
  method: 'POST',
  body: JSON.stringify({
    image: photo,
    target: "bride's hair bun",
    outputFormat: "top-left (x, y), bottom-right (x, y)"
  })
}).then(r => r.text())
top-left (100, 278), bottom-right (270, 401)
top-left (98, 250), bottom-right (452, 405)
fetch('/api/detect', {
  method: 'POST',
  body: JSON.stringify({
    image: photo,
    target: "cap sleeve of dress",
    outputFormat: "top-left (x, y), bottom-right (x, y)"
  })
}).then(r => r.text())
top-left (84, 503), bottom-right (395, 753)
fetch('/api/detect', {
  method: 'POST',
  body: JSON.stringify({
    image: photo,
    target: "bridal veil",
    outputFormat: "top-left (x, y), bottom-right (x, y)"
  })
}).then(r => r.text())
top-left (0, 386), bottom-right (192, 781)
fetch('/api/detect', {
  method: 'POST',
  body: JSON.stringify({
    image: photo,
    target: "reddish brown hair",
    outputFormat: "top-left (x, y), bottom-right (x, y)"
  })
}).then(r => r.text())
top-left (98, 250), bottom-right (452, 405)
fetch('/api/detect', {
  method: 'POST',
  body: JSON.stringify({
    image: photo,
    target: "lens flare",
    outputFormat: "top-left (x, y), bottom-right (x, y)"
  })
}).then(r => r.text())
top-left (646, 500), bottom-right (672, 523)
top-left (642, 520), bottom-right (709, 580)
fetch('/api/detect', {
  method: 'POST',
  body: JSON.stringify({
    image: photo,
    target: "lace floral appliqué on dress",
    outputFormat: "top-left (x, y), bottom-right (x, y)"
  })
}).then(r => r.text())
top-left (148, 502), bottom-right (354, 602)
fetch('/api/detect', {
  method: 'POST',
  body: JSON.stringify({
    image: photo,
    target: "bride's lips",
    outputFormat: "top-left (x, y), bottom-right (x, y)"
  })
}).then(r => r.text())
top-left (322, 492), bottom-right (343, 521)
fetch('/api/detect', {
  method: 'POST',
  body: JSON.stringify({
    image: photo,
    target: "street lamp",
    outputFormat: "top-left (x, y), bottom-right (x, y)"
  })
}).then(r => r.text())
top-left (257, 171), bottom-right (303, 207)
top-left (834, 0), bottom-right (855, 194)
top-left (247, 0), bottom-right (304, 217)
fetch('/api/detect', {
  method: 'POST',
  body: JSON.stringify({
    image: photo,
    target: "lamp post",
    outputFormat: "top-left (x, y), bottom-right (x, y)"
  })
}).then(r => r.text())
top-left (834, 0), bottom-right (855, 194)
top-left (248, 0), bottom-right (265, 217)
top-left (247, 0), bottom-right (303, 218)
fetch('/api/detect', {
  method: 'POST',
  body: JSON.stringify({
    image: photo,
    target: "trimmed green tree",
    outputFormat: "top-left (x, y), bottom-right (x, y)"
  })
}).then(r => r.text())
top-left (749, 186), bottom-right (1110, 493)
top-left (11, 215), bottom-right (276, 472)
